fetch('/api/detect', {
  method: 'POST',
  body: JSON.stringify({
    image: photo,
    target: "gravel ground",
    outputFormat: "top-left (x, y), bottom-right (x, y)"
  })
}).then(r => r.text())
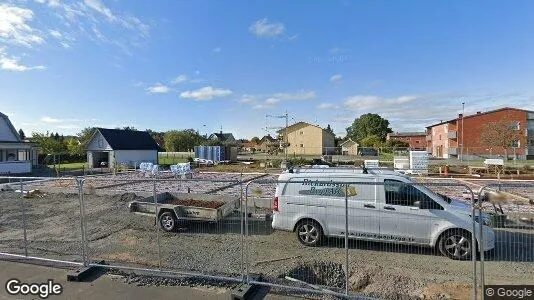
top-left (1, 173), bottom-right (534, 299)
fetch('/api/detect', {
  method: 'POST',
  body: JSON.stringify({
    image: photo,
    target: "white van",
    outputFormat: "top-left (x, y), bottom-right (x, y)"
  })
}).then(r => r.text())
top-left (271, 168), bottom-right (495, 260)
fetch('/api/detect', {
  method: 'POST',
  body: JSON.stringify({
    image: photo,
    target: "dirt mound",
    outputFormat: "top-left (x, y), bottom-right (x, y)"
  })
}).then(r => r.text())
top-left (419, 283), bottom-right (472, 300)
top-left (285, 261), bottom-right (345, 288)
top-left (170, 199), bottom-right (225, 209)
top-left (349, 266), bottom-right (422, 299)
top-left (113, 193), bottom-right (142, 202)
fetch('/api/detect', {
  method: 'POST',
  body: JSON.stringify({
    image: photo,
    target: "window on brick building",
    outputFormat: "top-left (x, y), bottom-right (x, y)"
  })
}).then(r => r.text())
top-left (509, 121), bottom-right (520, 130)
top-left (510, 140), bottom-right (520, 148)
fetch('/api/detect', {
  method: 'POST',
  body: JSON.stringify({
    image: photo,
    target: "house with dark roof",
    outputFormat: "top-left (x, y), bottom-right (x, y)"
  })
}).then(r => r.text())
top-left (85, 128), bottom-right (163, 168)
top-left (208, 131), bottom-right (236, 144)
top-left (0, 112), bottom-right (38, 174)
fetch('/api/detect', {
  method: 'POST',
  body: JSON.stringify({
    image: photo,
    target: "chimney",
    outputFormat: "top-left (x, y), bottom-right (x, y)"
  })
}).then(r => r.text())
top-left (458, 113), bottom-right (463, 118)
top-left (477, 111), bottom-right (481, 114)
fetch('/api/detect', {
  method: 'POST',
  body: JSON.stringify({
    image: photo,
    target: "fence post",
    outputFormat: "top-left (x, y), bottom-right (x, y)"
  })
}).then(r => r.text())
top-left (244, 179), bottom-right (251, 284)
top-left (471, 187), bottom-right (478, 300)
top-left (153, 178), bottom-right (162, 270)
top-left (240, 175), bottom-right (245, 284)
top-left (344, 184), bottom-right (349, 295)
top-left (19, 179), bottom-right (28, 257)
top-left (76, 177), bottom-right (88, 267)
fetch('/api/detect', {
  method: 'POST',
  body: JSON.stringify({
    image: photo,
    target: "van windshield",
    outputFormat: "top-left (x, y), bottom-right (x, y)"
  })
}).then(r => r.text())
top-left (437, 193), bottom-right (453, 204)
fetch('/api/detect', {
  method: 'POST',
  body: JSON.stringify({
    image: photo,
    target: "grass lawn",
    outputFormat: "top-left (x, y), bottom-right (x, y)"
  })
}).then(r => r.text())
top-left (47, 162), bottom-right (86, 171)
top-left (158, 156), bottom-right (189, 165)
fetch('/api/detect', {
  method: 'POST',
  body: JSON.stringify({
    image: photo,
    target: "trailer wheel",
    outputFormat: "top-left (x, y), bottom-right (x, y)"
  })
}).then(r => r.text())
top-left (159, 211), bottom-right (176, 232)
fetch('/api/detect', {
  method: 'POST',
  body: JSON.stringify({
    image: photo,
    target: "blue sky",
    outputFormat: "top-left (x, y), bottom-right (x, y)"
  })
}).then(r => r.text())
top-left (1, 0), bottom-right (534, 139)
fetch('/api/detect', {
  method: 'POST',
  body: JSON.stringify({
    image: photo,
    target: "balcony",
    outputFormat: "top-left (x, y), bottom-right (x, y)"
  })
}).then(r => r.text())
top-left (448, 147), bottom-right (458, 155)
top-left (447, 131), bottom-right (458, 139)
top-left (426, 135), bottom-right (432, 141)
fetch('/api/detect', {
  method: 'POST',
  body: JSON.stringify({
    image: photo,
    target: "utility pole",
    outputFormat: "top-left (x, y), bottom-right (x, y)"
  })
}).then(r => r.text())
top-left (461, 102), bottom-right (465, 162)
top-left (266, 112), bottom-right (289, 162)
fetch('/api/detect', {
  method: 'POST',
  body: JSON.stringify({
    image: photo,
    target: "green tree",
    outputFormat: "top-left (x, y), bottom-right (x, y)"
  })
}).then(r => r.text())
top-left (31, 132), bottom-right (67, 155)
top-left (325, 124), bottom-right (334, 134)
top-left (66, 138), bottom-right (84, 156)
top-left (18, 129), bottom-right (26, 140)
top-left (163, 129), bottom-right (205, 152)
top-left (346, 113), bottom-right (393, 142)
top-left (76, 127), bottom-right (97, 147)
top-left (146, 129), bottom-right (165, 149)
top-left (360, 135), bottom-right (382, 148)
top-left (251, 136), bottom-right (261, 144)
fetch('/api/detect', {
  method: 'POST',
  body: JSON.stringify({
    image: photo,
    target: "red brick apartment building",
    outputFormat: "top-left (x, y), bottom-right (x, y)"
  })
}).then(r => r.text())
top-left (386, 132), bottom-right (426, 150)
top-left (426, 107), bottom-right (534, 159)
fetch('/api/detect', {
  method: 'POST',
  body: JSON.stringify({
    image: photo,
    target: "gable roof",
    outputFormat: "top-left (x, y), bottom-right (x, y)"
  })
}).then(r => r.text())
top-left (209, 132), bottom-right (235, 142)
top-left (277, 121), bottom-right (335, 136)
top-left (0, 112), bottom-right (21, 142)
top-left (260, 135), bottom-right (275, 142)
top-left (89, 128), bottom-right (163, 151)
top-left (339, 138), bottom-right (358, 147)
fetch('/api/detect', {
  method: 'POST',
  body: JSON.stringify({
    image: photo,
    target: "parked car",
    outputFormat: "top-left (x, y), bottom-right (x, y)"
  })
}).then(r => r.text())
top-left (271, 167), bottom-right (494, 260)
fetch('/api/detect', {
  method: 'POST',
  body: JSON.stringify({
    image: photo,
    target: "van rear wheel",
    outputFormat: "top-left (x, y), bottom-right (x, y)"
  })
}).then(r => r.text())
top-left (296, 220), bottom-right (323, 247)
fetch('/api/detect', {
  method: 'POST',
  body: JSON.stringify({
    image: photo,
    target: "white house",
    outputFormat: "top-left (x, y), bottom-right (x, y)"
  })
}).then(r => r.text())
top-left (340, 138), bottom-right (359, 155)
top-left (0, 112), bottom-right (38, 174)
top-left (85, 128), bottom-right (163, 168)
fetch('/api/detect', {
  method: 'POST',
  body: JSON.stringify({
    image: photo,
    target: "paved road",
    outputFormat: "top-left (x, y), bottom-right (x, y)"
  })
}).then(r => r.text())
top-left (0, 260), bottom-right (298, 300)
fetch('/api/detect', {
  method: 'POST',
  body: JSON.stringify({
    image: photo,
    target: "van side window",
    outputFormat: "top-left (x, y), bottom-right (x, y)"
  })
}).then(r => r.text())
top-left (384, 179), bottom-right (434, 207)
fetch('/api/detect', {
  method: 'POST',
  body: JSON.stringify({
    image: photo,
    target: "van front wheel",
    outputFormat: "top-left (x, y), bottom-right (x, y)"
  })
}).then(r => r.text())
top-left (438, 230), bottom-right (473, 260)
top-left (296, 220), bottom-right (323, 247)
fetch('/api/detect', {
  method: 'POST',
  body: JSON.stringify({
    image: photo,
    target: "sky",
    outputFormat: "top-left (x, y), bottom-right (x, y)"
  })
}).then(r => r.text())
top-left (1, 0), bottom-right (534, 139)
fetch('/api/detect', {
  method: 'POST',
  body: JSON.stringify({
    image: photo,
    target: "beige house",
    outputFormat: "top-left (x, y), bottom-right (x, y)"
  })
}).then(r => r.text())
top-left (278, 122), bottom-right (336, 155)
top-left (340, 138), bottom-right (358, 155)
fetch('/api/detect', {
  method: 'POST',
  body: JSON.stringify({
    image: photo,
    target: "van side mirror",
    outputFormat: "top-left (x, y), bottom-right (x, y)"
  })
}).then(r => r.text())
top-left (414, 200), bottom-right (432, 209)
top-left (413, 201), bottom-right (422, 209)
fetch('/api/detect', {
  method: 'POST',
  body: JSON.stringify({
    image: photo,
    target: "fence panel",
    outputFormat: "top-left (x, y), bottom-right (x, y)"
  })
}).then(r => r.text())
top-left (477, 183), bottom-right (534, 289)
top-left (0, 178), bottom-right (29, 257)
top-left (0, 177), bottom-right (84, 264)
top-left (245, 178), bottom-right (483, 299)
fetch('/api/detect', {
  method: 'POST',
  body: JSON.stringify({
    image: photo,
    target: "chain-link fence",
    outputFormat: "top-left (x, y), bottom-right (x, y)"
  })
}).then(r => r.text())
top-left (1, 171), bottom-right (534, 299)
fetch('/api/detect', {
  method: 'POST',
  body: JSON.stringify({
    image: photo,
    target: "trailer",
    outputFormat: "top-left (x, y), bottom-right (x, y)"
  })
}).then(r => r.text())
top-left (128, 192), bottom-right (267, 232)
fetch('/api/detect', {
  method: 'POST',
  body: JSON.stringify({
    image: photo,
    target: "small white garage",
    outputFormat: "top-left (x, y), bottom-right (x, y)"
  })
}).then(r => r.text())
top-left (86, 128), bottom-right (162, 168)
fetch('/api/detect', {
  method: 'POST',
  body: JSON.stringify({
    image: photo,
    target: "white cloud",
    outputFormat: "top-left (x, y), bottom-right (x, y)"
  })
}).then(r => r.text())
top-left (344, 94), bottom-right (421, 111)
top-left (146, 83), bottom-right (171, 94)
top-left (317, 103), bottom-right (338, 110)
top-left (213, 46), bottom-right (221, 53)
top-left (48, 29), bottom-right (62, 38)
top-left (180, 86), bottom-right (233, 101)
top-left (0, 50), bottom-right (45, 71)
top-left (41, 116), bottom-right (62, 123)
top-left (271, 90), bottom-right (316, 101)
top-left (171, 74), bottom-right (187, 85)
top-left (238, 90), bottom-right (316, 108)
top-left (84, 0), bottom-right (115, 22)
top-left (265, 97), bottom-right (280, 105)
top-left (330, 74), bottom-right (342, 82)
top-left (249, 18), bottom-right (285, 38)
top-left (0, 4), bottom-right (45, 47)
